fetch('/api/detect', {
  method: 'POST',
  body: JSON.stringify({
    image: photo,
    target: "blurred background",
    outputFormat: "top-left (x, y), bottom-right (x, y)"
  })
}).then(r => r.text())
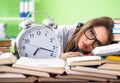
top-left (0, 0), bottom-right (120, 38)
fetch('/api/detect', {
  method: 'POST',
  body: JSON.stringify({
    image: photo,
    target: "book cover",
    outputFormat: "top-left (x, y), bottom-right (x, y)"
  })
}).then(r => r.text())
top-left (0, 47), bottom-right (10, 53)
top-left (106, 55), bottom-right (120, 61)
top-left (113, 28), bottom-right (120, 34)
top-left (113, 34), bottom-right (120, 41)
top-left (0, 39), bottom-right (11, 47)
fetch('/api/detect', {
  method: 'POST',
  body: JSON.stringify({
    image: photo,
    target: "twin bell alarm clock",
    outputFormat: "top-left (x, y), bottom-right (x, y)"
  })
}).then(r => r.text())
top-left (15, 15), bottom-right (61, 58)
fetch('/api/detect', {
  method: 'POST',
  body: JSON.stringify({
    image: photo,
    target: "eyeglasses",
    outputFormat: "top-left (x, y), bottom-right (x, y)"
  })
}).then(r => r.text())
top-left (84, 28), bottom-right (103, 48)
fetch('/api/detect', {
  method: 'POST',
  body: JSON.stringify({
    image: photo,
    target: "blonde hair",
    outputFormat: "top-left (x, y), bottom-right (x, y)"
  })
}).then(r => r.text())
top-left (65, 17), bottom-right (114, 52)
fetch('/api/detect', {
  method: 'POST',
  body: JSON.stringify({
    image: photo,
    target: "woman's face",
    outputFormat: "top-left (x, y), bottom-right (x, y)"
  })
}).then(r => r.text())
top-left (78, 26), bottom-right (108, 52)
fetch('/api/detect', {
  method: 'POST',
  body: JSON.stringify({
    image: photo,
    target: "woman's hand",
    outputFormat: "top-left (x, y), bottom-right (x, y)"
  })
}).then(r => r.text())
top-left (59, 52), bottom-right (84, 60)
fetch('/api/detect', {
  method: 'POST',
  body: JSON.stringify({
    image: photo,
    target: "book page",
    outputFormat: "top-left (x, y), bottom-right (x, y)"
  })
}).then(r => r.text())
top-left (0, 52), bottom-right (17, 65)
top-left (15, 57), bottom-right (65, 68)
top-left (0, 52), bottom-right (12, 58)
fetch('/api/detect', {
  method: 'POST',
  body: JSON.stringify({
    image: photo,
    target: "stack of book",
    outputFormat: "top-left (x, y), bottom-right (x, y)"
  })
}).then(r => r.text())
top-left (113, 18), bottom-right (120, 43)
top-left (0, 52), bottom-right (47, 83)
top-left (0, 38), bottom-right (11, 53)
top-left (0, 52), bottom-right (120, 83)
top-left (1, 52), bottom-right (120, 82)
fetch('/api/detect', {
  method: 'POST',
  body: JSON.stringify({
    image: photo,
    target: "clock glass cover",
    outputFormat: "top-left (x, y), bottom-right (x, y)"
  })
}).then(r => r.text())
top-left (16, 25), bottom-right (61, 58)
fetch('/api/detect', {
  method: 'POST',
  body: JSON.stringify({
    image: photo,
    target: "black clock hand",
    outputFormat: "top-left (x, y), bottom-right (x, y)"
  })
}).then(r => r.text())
top-left (40, 47), bottom-right (54, 52)
top-left (33, 48), bottom-right (39, 55)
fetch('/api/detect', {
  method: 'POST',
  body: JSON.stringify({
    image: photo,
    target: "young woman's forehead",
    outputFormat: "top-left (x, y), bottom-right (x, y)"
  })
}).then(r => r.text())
top-left (94, 26), bottom-right (108, 45)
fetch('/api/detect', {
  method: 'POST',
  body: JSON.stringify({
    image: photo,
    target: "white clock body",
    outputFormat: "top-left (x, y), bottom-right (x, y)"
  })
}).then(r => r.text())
top-left (16, 24), bottom-right (61, 58)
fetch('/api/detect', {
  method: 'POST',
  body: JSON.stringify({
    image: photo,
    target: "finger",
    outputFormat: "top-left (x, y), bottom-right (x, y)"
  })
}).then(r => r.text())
top-left (70, 52), bottom-right (84, 56)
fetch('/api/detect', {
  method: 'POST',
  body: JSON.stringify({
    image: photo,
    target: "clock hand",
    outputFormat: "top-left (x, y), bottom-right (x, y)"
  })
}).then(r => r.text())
top-left (33, 48), bottom-right (39, 55)
top-left (40, 47), bottom-right (54, 52)
top-left (28, 43), bottom-right (54, 52)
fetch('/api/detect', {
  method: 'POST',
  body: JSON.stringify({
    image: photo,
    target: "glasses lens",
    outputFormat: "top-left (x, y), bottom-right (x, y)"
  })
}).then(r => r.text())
top-left (85, 28), bottom-right (95, 40)
top-left (93, 39), bottom-right (102, 48)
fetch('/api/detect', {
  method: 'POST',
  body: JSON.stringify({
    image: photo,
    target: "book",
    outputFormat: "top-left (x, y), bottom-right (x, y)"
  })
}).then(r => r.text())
top-left (0, 47), bottom-right (10, 53)
top-left (12, 57), bottom-right (65, 74)
top-left (71, 66), bottom-right (120, 76)
top-left (66, 56), bottom-right (101, 66)
top-left (98, 63), bottom-right (120, 71)
top-left (113, 28), bottom-right (120, 34)
top-left (91, 44), bottom-right (120, 56)
top-left (12, 56), bottom-right (102, 74)
top-left (65, 69), bottom-right (117, 80)
top-left (56, 74), bottom-right (109, 82)
top-left (0, 76), bottom-right (37, 83)
top-left (0, 66), bottom-right (50, 77)
top-left (0, 38), bottom-right (11, 47)
top-left (106, 55), bottom-right (120, 61)
top-left (114, 23), bottom-right (120, 28)
top-left (0, 52), bottom-right (17, 65)
top-left (114, 18), bottom-right (120, 24)
top-left (113, 34), bottom-right (120, 41)
top-left (38, 76), bottom-right (88, 83)
top-left (0, 72), bottom-right (26, 78)
top-left (101, 58), bottom-right (120, 64)
top-left (109, 79), bottom-right (120, 83)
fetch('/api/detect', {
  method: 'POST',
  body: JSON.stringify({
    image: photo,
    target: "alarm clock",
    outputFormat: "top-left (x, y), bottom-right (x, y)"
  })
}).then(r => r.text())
top-left (15, 19), bottom-right (61, 58)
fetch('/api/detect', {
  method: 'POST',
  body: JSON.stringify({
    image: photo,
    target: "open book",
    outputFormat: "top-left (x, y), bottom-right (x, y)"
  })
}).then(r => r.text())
top-left (12, 56), bottom-right (101, 74)
top-left (91, 44), bottom-right (120, 56)
top-left (12, 57), bottom-right (65, 74)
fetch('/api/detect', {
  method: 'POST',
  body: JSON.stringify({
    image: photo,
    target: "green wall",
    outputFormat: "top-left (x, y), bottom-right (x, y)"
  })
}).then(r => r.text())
top-left (0, 0), bottom-right (120, 37)
top-left (35, 0), bottom-right (120, 25)
top-left (0, 0), bottom-right (20, 37)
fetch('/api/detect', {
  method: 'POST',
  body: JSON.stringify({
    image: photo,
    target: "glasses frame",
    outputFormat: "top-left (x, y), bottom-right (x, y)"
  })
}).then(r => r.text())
top-left (84, 27), bottom-right (103, 48)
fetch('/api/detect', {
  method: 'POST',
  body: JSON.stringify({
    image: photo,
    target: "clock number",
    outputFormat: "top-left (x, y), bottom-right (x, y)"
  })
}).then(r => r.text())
top-left (37, 31), bottom-right (41, 35)
top-left (45, 33), bottom-right (47, 37)
top-left (53, 45), bottom-right (55, 50)
top-left (50, 38), bottom-right (53, 42)
top-left (30, 34), bottom-right (34, 38)
top-left (50, 52), bottom-right (53, 57)
top-left (21, 46), bottom-right (25, 50)
top-left (24, 39), bottom-right (30, 43)
top-left (25, 53), bottom-right (28, 57)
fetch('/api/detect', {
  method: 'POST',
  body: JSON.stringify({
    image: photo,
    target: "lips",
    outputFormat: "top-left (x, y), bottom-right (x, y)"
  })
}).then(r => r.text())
top-left (81, 41), bottom-right (87, 49)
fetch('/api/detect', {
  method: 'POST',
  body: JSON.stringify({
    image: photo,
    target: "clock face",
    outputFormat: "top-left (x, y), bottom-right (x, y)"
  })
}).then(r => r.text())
top-left (16, 25), bottom-right (61, 58)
